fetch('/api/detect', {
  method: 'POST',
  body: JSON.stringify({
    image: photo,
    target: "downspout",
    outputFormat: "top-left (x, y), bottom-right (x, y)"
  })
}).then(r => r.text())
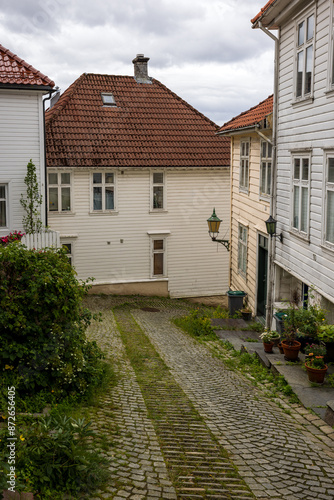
top-left (42, 90), bottom-right (56, 227)
top-left (258, 21), bottom-right (279, 330)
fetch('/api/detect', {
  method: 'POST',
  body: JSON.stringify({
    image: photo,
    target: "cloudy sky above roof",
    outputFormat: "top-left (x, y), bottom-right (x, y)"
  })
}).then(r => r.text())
top-left (0, 0), bottom-right (274, 125)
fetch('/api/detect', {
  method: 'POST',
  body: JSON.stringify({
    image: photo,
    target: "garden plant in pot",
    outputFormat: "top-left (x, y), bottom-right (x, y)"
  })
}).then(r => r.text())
top-left (260, 329), bottom-right (280, 353)
top-left (317, 324), bottom-right (334, 363)
top-left (304, 343), bottom-right (328, 384)
top-left (282, 306), bottom-right (301, 361)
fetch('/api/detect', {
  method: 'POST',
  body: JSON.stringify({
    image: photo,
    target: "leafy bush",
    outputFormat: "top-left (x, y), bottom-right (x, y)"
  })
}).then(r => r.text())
top-left (0, 414), bottom-right (109, 498)
top-left (0, 244), bottom-right (105, 396)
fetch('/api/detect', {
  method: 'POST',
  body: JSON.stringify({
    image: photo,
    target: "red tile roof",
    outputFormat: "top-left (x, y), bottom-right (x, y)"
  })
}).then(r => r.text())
top-left (218, 95), bottom-right (273, 134)
top-left (251, 0), bottom-right (277, 25)
top-left (45, 73), bottom-right (230, 168)
top-left (0, 44), bottom-right (55, 87)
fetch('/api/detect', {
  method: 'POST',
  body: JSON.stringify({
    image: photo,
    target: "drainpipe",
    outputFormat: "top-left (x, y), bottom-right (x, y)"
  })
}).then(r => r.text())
top-left (258, 21), bottom-right (279, 330)
top-left (42, 89), bottom-right (57, 227)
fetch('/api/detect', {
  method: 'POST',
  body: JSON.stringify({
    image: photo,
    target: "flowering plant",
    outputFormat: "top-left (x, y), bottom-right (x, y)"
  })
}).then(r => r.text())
top-left (0, 230), bottom-right (25, 246)
top-left (306, 355), bottom-right (326, 369)
top-left (304, 343), bottom-right (326, 356)
top-left (260, 329), bottom-right (280, 343)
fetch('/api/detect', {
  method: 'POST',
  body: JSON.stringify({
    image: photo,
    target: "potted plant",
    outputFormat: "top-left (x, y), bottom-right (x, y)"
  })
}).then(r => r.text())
top-left (240, 307), bottom-right (252, 321)
top-left (260, 329), bottom-right (279, 353)
top-left (304, 343), bottom-right (328, 384)
top-left (317, 324), bottom-right (334, 362)
top-left (281, 306), bottom-right (301, 361)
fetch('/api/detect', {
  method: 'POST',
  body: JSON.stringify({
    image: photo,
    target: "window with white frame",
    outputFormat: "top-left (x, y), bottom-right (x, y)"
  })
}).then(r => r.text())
top-left (325, 156), bottom-right (334, 245)
top-left (48, 172), bottom-right (71, 212)
top-left (0, 184), bottom-right (7, 227)
top-left (152, 172), bottom-right (165, 210)
top-left (238, 224), bottom-right (247, 277)
top-left (260, 140), bottom-right (272, 197)
top-left (92, 172), bottom-right (115, 211)
top-left (292, 156), bottom-right (310, 234)
top-left (240, 141), bottom-right (249, 190)
top-left (152, 238), bottom-right (166, 276)
top-left (295, 12), bottom-right (314, 99)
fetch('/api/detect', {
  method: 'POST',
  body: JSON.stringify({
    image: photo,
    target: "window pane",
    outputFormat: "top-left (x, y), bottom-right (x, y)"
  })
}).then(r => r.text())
top-left (62, 243), bottom-right (72, 254)
top-left (49, 173), bottom-right (58, 184)
top-left (61, 173), bottom-right (70, 184)
top-left (0, 200), bottom-right (6, 226)
top-left (301, 187), bottom-right (308, 232)
top-left (154, 240), bottom-right (164, 250)
top-left (293, 186), bottom-right (300, 229)
top-left (261, 163), bottom-right (266, 194)
top-left (245, 160), bottom-right (249, 187)
top-left (307, 15), bottom-right (314, 40)
top-left (302, 158), bottom-right (309, 180)
top-left (267, 162), bottom-right (271, 195)
top-left (61, 187), bottom-right (71, 211)
top-left (153, 186), bottom-right (163, 209)
top-left (296, 52), bottom-right (304, 97)
top-left (298, 21), bottom-right (305, 46)
top-left (268, 143), bottom-right (272, 158)
top-left (153, 253), bottom-right (164, 275)
top-left (93, 186), bottom-right (102, 210)
top-left (294, 158), bottom-right (300, 179)
top-left (105, 187), bottom-right (114, 210)
top-left (0, 185), bottom-right (5, 200)
top-left (93, 173), bottom-right (102, 184)
top-left (105, 173), bottom-right (114, 184)
top-left (153, 172), bottom-right (163, 184)
top-left (328, 158), bottom-right (334, 183)
top-left (49, 187), bottom-right (58, 211)
top-left (305, 45), bottom-right (313, 94)
top-left (262, 142), bottom-right (267, 158)
top-left (326, 191), bottom-right (334, 243)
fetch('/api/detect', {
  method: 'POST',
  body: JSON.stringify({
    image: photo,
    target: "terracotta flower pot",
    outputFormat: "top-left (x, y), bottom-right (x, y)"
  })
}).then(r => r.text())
top-left (278, 342), bottom-right (284, 354)
top-left (282, 340), bottom-right (301, 361)
top-left (263, 341), bottom-right (274, 353)
top-left (305, 363), bottom-right (328, 384)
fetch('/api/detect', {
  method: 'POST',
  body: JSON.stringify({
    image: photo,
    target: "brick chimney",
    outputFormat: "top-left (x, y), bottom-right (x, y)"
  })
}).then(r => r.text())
top-left (132, 54), bottom-right (152, 84)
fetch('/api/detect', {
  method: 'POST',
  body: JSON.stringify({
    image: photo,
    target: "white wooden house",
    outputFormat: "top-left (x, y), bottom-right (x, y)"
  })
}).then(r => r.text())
top-left (218, 96), bottom-right (273, 321)
top-left (45, 55), bottom-right (230, 298)
top-left (0, 43), bottom-right (59, 249)
top-left (252, 0), bottom-right (334, 321)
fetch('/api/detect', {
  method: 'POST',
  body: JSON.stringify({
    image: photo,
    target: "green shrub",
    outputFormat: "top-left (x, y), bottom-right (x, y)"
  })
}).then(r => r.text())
top-left (174, 309), bottom-right (215, 338)
top-left (0, 414), bottom-right (109, 498)
top-left (0, 244), bottom-right (105, 396)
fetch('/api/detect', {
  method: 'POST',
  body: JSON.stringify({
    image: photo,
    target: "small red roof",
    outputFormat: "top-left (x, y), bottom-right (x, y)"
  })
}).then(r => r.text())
top-left (45, 73), bottom-right (230, 168)
top-left (218, 95), bottom-right (273, 134)
top-left (0, 44), bottom-right (55, 87)
top-left (251, 0), bottom-right (276, 24)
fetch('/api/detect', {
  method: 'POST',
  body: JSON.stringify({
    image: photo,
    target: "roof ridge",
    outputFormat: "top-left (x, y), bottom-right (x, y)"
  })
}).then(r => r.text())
top-left (45, 73), bottom-right (87, 125)
top-left (0, 43), bottom-right (55, 87)
top-left (151, 78), bottom-right (220, 130)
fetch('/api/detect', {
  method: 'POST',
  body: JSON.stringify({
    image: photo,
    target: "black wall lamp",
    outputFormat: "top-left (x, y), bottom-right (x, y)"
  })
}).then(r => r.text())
top-left (265, 215), bottom-right (283, 243)
top-left (207, 208), bottom-right (230, 251)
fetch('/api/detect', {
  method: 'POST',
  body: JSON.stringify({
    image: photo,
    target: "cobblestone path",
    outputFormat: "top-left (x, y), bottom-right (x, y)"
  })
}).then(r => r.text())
top-left (85, 298), bottom-right (334, 500)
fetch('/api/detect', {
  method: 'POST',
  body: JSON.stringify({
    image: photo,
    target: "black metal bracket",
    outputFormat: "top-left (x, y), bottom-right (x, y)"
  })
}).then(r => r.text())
top-left (211, 237), bottom-right (230, 251)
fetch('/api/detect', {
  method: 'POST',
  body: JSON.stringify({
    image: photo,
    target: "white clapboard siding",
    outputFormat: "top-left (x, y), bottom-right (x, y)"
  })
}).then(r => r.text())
top-left (48, 167), bottom-right (230, 298)
top-left (0, 91), bottom-right (46, 236)
top-left (21, 230), bottom-right (60, 250)
top-left (275, 0), bottom-right (334, 302)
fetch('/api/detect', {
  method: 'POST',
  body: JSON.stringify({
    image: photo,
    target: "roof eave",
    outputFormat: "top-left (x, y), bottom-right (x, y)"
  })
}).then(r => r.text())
top-left (252, 0), bottom-right (302, 29)
top-left (0, 83), bottom-right (55, 92)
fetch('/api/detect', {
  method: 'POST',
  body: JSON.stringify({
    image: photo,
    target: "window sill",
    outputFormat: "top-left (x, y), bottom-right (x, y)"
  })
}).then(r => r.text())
top-left (289, 229), bottom-right (310, 243)
top-left (49, 211), bottom-right (75, 216)
top-left (259, 194), bottom-right (270, 203)
top-left (237, 270), bottom-right (247, 281)
top-left (149, 209), bottom-right (168, 214)
top-left (321, 243), bottom-right (334, 254)
top-left (239, 187), bottom-right (249, 195)
top-left (89, 210), bottom-right (119, 216)
top-left (324, 88), bottom-right (334, 96)
top-left (291, 96), bottom-right (314, 107)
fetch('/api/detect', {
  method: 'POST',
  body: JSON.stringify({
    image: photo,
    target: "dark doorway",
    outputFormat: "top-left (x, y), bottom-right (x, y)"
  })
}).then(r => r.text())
top-left (257, 234), bottom-right (268, 318)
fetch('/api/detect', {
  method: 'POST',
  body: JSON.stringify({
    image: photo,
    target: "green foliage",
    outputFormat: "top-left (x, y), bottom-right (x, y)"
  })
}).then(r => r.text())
top-left (0, 414), bottom-right (110, 498)
top-left (174, 309), bottom-right (215, 339)
top-left (20, 159), bottom-right (43, 234)
top-left (283, 303), bottom-right (327, 342)
top-left (0, 244), bottom-right (105, 396)
top-left (317, 324), bottom-right (334, 342)
top-left (212, 305), bottom-right (229, 319)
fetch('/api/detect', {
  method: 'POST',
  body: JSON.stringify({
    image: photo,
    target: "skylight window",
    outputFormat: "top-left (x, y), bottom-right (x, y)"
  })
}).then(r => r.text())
top-left (101, 93), bottom-right (116, 106)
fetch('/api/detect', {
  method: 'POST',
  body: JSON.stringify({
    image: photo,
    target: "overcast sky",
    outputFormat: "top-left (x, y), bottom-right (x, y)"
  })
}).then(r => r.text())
top-left (0, 0), bottom-right (274, 125)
